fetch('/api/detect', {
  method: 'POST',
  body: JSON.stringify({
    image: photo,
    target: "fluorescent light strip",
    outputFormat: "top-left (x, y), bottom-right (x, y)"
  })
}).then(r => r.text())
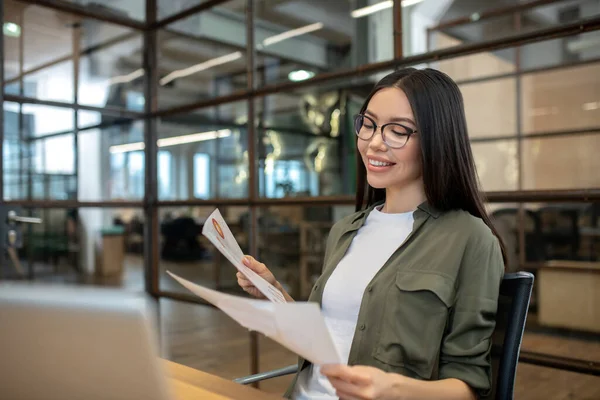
top-left (108, 68), bottom-right (145, 86)
top-left (262, 22), bottom-right (324, 47)
top-left (109, 142), bottom-right (145, 154)
top-left (157, 129), bottom-right (232, 148)
top-left (351, 0), bottom-right (423, 18)
top-left (108, 129), bottom-right (233, 153)
top-left (159, 52), bottom-right (243, 86)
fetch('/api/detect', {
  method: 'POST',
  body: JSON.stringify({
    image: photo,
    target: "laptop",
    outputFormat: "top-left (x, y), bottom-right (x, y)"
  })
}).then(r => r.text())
top-left (0, 283), bottom-right (174, 400)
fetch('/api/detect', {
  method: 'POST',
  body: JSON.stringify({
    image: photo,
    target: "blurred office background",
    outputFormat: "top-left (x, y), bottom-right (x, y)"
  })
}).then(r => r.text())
top-left (0, 0), bottom-right (599, 398)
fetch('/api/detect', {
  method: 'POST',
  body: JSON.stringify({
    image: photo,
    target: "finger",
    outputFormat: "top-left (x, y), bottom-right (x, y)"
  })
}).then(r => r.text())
top-left (236, 272), bottom-right (251, 283)
top-left (323, 365), bottom-right (371, 387)
top-left (242, 256), bottom-right (266, 272)
top-left (328, 378), bottom-right (367, 400)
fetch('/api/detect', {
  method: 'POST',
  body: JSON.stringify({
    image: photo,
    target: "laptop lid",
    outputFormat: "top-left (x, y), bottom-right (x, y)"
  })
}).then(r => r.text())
top-left (0, 283), bottom-right (173, 400)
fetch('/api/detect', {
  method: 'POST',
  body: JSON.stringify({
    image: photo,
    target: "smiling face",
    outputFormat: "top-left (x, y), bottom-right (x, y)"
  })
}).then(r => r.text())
top-left (357, 87), bottom-right (423, 193)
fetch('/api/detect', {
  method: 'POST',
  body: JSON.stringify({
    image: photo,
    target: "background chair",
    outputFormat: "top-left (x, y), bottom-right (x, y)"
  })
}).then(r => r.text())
top-left (233, 272), bottom-right (534, 400)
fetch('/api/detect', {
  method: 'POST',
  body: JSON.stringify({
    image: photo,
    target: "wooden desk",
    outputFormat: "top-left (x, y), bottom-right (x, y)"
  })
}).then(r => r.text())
top-left (164, 360), bottom-right (283, 400)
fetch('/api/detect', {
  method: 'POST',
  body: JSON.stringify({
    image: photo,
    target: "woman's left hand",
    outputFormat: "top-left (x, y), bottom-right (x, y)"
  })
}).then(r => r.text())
top-left (321, 364), bottom-right (399, 400)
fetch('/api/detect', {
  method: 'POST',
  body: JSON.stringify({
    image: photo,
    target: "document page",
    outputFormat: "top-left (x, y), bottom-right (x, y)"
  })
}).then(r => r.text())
top-left (167, 271), bottom-right (342, 366)
top-left (201, 209), bottom-right (286, 304)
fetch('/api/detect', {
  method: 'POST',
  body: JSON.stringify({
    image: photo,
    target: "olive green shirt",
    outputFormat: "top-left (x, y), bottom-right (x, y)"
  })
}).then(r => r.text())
top-left (285, 201), bottom-right (504, 399)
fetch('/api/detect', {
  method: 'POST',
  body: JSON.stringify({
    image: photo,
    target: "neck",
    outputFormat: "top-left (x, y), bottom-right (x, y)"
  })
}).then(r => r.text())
top-left (382, 180), bottom-right (427, 214)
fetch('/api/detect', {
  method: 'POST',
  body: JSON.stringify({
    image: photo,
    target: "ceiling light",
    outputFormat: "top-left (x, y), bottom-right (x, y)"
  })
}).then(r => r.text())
top-left (351, 0), bottom-right (424, 18)
top-left (3, 22), bottom-right (21, 37)
top-left (108, 129), bottom-right (232, 154)
top-left (109, 142), bottom-right (145, 154)
top-left (157, 129), bottom-right (231, 148)
top-left (108, 68), bottom-right (144, 86)
top-left (288, 70), bottom-right (315, 82)
top-left (262, 22), bottom-right (324, 47)
top-left (160, 52), bottom-right (242, 86)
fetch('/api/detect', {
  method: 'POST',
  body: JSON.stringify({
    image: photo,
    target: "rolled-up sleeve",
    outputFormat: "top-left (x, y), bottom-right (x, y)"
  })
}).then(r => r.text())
top-left (438, 234), bottom-right (505, 398)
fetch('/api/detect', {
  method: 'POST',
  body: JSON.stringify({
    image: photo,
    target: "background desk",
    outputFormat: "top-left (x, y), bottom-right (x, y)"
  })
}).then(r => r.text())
top-left (165, 360), bottom-right (283, 400)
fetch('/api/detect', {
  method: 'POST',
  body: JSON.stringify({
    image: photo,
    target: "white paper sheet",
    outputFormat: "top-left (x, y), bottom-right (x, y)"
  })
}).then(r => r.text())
top-left (201, 209), bottom-right (286, 304)
top-left (167, 271), bottom-right (342, 366)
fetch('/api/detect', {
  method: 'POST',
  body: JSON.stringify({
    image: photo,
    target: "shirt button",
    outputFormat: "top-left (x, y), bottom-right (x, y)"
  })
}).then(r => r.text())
top-left (359, 324), bottom-right (366, 331)
top-left (367, 286), bottom-right (373, 292)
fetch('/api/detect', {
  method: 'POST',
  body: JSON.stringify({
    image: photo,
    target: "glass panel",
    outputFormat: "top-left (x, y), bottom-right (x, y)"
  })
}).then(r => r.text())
top-left (254, 0), bottom-right (393, 86)
top-left (3, 0), bottom-right (24, 94)
top-left (157, 102), bottom-right (249, 200)
top-left (78, 119), bottom-right (145, 201)
top-left (21, 104), bottom-right (74, 138)
top-left (157, 6), bottom-right (247, 109)
top-left (158, 0), bottom-right (209, 20)
top-left (21, 4), bottom-right (74, 102)
top-left (522, 133), bottom-right (600, 190)
top-left (0, 206), bottom-right (145, 292)
top-left (60, 0), bottom-right (146, 21)
top-left (462, 78), bottom-right (517, 138)
top-left (158, 206), bottom-right (249, 294)
top-left (256, 204), bottom-right (354, 300)
top-left (472, 140), bottom-right (519, 192)
top-left (486, 203), bottom-right (521, 273)
top-left (78, 29), bottom-right (144, 111)
top-left (3, 102), bottom-right (29, 200)
top-left (431, 47), bottom-right (516, 82)
top-left (521, 63), bottom-right (600, 135)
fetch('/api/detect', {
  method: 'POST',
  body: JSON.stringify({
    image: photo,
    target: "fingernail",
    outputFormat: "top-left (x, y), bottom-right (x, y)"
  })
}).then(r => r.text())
top-left (242, 256), bottom-right (250, 265)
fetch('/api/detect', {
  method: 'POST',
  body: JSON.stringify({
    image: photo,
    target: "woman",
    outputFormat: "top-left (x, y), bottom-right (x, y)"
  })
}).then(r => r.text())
top-left (237, 68), bottom-right (506, 400)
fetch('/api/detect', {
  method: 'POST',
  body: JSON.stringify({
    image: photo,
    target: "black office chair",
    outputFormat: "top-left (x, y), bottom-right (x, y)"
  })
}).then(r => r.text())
top-left (234, 272), bottom-right (534, 400)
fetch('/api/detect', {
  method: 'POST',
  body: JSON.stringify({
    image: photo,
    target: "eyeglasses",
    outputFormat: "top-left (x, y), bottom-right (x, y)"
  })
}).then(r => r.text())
top-left (353, 114), bottom-right (417, 149)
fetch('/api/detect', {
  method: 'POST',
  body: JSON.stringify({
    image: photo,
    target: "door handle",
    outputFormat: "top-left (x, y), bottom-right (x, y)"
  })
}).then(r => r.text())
top-left (7, 210), bottom-right (42, 225)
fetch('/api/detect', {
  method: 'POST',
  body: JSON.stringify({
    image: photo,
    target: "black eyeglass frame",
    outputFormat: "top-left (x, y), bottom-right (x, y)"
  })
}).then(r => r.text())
top-left (353, 113), bottom-right (418, 149)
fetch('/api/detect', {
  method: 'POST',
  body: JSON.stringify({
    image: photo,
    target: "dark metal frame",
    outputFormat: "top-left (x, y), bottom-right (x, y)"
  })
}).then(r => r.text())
top-left (2, 0), bottom-right (600, 382)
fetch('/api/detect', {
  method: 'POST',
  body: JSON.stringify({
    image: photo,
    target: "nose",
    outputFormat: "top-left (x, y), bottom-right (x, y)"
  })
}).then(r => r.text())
top-left (368, 127), bottom-right (387, 151)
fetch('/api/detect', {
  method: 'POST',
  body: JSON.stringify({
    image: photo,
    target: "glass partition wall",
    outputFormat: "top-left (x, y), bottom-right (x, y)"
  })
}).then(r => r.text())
top-left (2, 0), bottom-right (599, 397)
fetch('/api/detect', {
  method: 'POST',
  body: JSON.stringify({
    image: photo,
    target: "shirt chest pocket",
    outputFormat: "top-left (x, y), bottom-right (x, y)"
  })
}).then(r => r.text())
top-left (373, 272), bottom-right (455, 379)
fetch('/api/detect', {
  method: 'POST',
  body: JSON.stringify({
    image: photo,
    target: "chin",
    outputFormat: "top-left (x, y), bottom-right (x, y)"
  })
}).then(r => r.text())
top-left (366, 176), bottom-right (388, 189)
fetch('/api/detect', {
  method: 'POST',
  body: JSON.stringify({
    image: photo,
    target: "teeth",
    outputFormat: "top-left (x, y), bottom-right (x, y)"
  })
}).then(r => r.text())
top-left (369, 159), bottom-right (393, 167)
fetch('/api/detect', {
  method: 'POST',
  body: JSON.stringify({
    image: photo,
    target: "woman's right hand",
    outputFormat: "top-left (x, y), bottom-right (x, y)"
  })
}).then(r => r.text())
top-left (237, 256), bottom-right (279, 299)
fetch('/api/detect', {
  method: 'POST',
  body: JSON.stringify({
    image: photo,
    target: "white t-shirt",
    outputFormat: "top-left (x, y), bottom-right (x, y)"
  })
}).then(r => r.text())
top-left (293, 206), bottom-right (415, 400)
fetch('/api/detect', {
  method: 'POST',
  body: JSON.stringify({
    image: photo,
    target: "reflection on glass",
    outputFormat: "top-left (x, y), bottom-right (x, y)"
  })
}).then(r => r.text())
top-left (521, 63), bottom-right (600, 134)
top-left (157, 103), bottom-right (249, 200)
top-left (78, 119), bottom-right (145, 201)
top-left (471, 140), bottom-right (519, 192)
top-left (522, 134), bottom-right (600, 190)
top-left (62, 0), bottom-right (146, 21)
top-left (158, 0), bottom-right (208, 20)
top-left (255, 0), bottom-right (393, 86)
top-left (158, 206), bottom-right (249, 294)
top-left (79, 31), bottom-right (144, 111)
top-left (157, 12), bottom-right (247, 109)
top-left (462, 78), bottom-right (517, 138)
top-left (257, 80), bottom-right (375, 197)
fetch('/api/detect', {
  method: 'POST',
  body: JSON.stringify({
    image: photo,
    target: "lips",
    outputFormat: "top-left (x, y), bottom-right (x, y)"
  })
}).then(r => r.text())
top-left (366, 157), bottom-right (395, 172)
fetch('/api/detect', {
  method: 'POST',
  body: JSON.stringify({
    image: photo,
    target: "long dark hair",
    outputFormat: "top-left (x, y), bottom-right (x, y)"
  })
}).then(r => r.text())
top-left (355, 68), bottom-right (507, 265)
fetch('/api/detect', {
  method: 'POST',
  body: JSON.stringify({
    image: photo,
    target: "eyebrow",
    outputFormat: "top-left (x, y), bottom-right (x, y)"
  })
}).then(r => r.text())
top-left (365, 109), bottom-right (416, 126)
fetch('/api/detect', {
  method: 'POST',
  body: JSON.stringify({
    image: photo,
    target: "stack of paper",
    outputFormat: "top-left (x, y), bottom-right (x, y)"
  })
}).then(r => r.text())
top-left (167, 208), bottom-right (342, 366)
top-left (167, 272), bottom-right (342, 366)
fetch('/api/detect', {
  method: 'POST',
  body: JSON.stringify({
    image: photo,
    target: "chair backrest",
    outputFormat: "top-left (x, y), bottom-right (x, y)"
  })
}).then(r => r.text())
top-left (490, 272), bottom-right (535, 400)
